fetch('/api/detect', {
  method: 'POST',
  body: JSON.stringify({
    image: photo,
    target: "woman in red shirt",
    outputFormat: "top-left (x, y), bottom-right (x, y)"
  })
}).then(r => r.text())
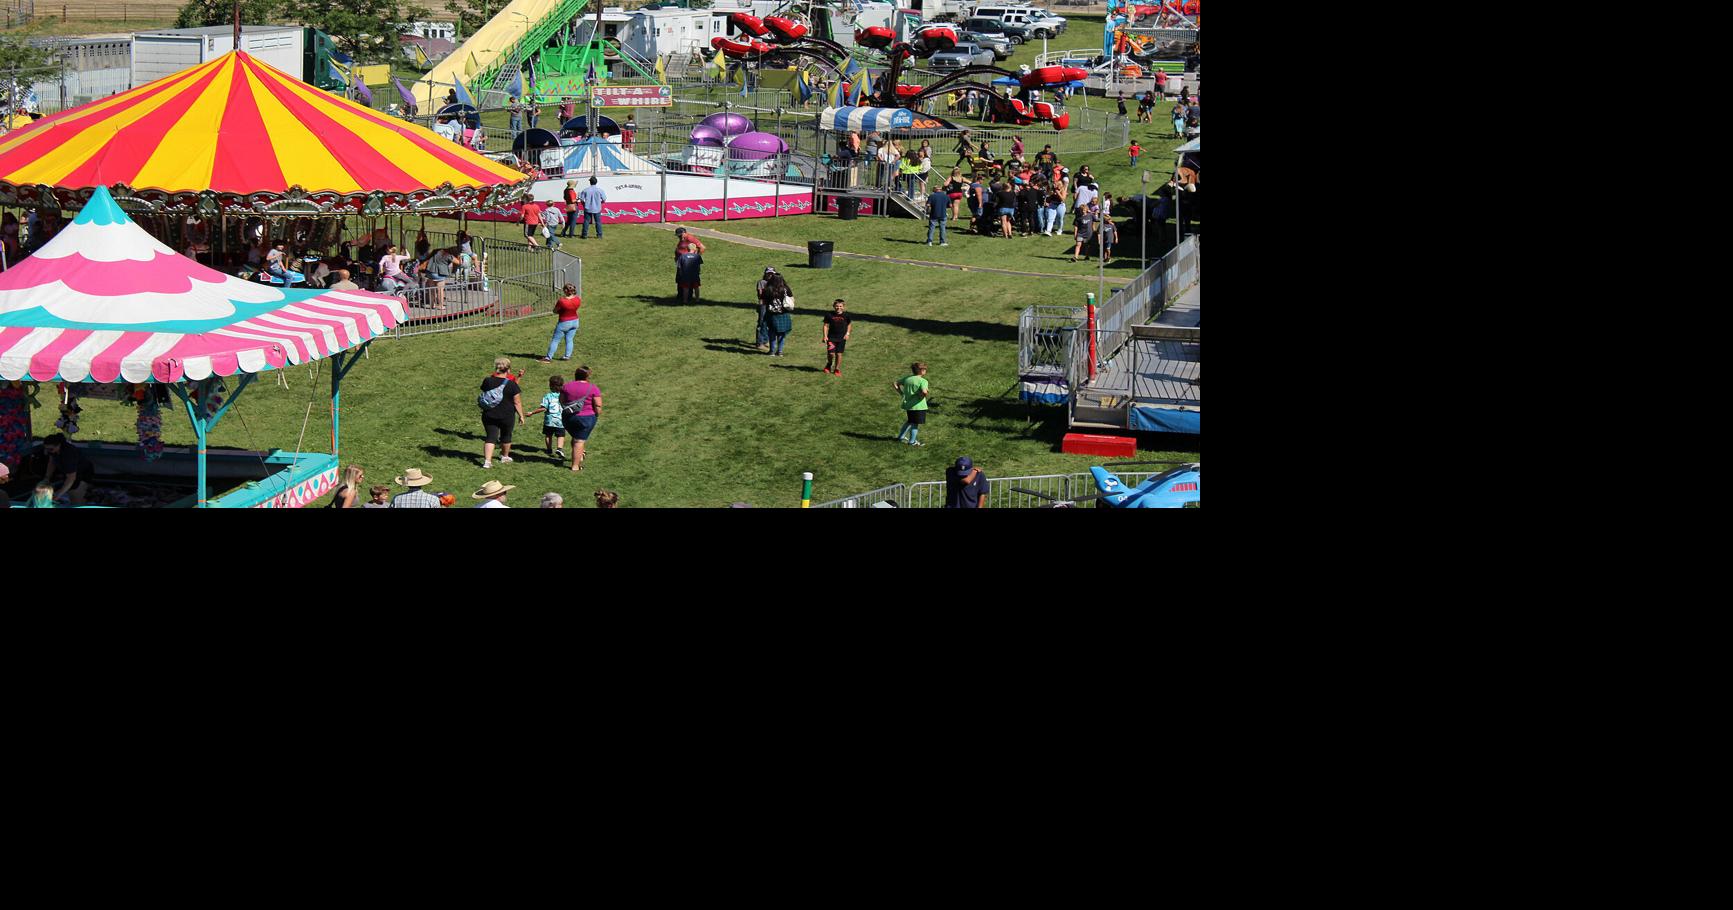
top-left (539, 284), bottom-right (582, 363)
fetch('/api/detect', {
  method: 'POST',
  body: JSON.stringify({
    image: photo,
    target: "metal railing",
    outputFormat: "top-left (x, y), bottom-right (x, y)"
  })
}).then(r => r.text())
top-left (386, 266), bottom-right (564, 339)
top-left (1019, 305), bottom-right (1086, 374)
top-left (810, 483), bottom-right (908, 509)
top-left (1093, 233), bottom-right (1198, 342)
top-left (814, 470), bottom-right (1179, 509)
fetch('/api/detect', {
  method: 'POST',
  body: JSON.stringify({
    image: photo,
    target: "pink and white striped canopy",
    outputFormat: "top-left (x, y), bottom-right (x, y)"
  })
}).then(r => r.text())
top-left (0, 186), bottom-right (406, 384)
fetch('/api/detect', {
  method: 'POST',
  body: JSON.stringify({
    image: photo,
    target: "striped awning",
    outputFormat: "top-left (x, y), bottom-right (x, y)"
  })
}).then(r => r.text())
top-left (0, 187), bottom-right (406, 384)
top-left (558, 138), bottom-right (662, 175)
top-left (0, 51), bottom-right (528, 216)
top-left (822, 106), bottom-right (914, 134)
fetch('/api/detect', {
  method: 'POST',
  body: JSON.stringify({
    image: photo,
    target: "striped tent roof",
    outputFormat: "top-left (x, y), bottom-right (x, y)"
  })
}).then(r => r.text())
top-left (821, 106), bottom-right (914, 134)
top-left (0, 51), bottom-right (527, 216)
top-left (554, 138), bottom-right (662, 176)
top-left (0, 187), bottom-right (406, 384)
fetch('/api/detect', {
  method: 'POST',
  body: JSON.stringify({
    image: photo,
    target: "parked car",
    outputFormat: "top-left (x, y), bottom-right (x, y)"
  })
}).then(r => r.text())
top-left (962, 17), bottom-right (1021, 47)
top-left (1022, 13), bottom-right (1068, 38)
top-left (929, 41), bottom-right (996, 69)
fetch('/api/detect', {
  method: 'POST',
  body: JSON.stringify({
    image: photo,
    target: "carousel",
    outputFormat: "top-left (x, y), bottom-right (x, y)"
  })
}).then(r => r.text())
top-left (0, 50), bottom-right (530, 508)
top-left (0, 187), bottom-right (406, 508)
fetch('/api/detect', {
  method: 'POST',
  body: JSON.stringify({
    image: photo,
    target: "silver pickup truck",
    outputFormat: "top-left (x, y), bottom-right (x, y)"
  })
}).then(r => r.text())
top-left (929, 42), bottom-right (996, 70)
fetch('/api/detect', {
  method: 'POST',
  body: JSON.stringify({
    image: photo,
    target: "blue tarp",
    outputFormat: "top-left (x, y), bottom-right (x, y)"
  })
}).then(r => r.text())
top-left (1128, 406), bottom-right (1200, 434)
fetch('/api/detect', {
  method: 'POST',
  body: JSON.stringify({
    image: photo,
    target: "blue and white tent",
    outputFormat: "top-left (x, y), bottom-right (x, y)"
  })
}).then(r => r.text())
top-left (822, 106), bottom-right (914, 134)
top-left (558, 137), bottom-right (661, 175)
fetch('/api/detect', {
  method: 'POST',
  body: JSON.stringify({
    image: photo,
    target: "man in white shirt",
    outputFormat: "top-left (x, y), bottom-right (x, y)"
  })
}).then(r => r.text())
top-left (1073, 182), bottom-right (1098, 229)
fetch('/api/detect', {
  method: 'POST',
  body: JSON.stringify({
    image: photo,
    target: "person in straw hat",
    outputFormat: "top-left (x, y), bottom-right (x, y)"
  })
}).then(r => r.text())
top-left (390, 468), bottom-right (443, 508)
top-left (473, 479), bottom-right (516, 508)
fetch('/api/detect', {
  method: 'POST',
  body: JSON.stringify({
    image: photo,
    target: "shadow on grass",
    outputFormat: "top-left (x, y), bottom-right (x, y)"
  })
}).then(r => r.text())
top-left (419, 444), bottom-right (482, 462)
top-left (628, 296), bottom-right (1016, 343)
top-left (434, 428), bottom-right (483, 441)
top-left (772, 364), bottom-right (824, 373)
top-left (841, 431), bottom-right (904, 443)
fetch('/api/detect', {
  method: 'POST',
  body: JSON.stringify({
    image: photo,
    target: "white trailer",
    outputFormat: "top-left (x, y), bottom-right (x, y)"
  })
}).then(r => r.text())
top-left (131, 25), bottom-right (307, 86)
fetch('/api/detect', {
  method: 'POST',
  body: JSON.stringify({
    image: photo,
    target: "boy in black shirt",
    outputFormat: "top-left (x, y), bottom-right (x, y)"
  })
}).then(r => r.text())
top-left (822, 299), bottom-right (853, 377)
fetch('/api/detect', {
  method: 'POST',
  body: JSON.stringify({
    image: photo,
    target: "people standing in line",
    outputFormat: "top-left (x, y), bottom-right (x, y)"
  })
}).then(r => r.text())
top-left (539, 284), bottom-right (581, 363)
top-left (562, 181), bottom-right (580, 237)
top-left (994, 180), bottom-right (1017, 239)
top-left (892, 362), bottom-right (931, 447)
top-left (967, 172), bottom-right (986, 234)
top-left (762, 273), bottom-right (794, 356)
top-left (1072, 178), bottom-right (1098, 231)
top-left (1070, 202), bottom-right (1097, 262)
top-left (898, 151), bottom-right (921, 198)
top-left (527, 103), bottom-right (541, 131)
top-left (754, 266), bottom-right (778, 351)
top-left (944, 456), bottom-right (989, 508)
top-left (674, 228), bottom-right (706, 304)
top-left (1040, 180), bottom-right (1065, 236)
top-left (926, 183), bottom-right (951, 246)
top-left (1171, 100), bottom-right (1187, 137)
top-left (1017, 178), bottom-right (1042, 237)
top-left (822, 299), bottom-right (852, 377)
top-left (578, 177), bottom-right (606, 238)
top-left (559, 366), bottom-right (603, 473)
top-left (478, 357), bottom-right (525, 470)
top-left (508, 96), bottom-right (523, 135)
top-left (472, 479), bottom-right (514, 508)
top-left (523, 375), bottom-right (568, 462)
top-left (1099, 206), bottom-right (1118, 263)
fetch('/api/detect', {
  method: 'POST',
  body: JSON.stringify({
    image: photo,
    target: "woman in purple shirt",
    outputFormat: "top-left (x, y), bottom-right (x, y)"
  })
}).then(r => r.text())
top-left (559, 365), bottom-right (604, 472)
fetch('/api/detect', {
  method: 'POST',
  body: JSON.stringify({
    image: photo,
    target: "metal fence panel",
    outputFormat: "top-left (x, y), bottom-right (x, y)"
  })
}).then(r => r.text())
top-left (810, 483), bottom-right (908, 509)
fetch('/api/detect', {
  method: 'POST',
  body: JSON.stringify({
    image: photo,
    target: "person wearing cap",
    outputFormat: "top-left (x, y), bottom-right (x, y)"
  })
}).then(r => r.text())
top-left (389, 468), bottom-right (443, 508)
top-left (753, 266), bottom-right (779, 351)
top-left (944, 457), bottom-right (989, 508)
top-left (473, 479), bottom-right (515, 508)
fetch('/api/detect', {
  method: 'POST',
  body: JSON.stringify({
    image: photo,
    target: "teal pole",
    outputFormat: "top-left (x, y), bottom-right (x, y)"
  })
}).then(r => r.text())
top-left (329, 350), bottom-right (345, 456)
top-left (169, 382), bottom-right (209, 508)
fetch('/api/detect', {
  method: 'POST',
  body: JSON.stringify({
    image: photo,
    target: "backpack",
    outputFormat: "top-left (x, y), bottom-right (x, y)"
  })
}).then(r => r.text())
top-left (478, 378), bottom-right (509, 410)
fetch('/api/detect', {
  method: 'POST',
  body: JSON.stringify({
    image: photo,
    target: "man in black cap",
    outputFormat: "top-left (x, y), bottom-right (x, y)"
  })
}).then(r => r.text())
top-left (944, 456), bottom-right (988, 508)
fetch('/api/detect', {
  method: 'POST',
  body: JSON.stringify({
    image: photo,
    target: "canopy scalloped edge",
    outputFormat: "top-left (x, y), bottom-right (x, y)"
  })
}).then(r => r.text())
top-left (0, 179), bottom-right (530, 216)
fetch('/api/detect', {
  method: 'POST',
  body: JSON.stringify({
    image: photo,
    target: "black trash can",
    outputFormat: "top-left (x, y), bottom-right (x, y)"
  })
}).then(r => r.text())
top-left (837, 195), bottom-right (861, 220)
top-left (808, 240), bottom-right (835, 269)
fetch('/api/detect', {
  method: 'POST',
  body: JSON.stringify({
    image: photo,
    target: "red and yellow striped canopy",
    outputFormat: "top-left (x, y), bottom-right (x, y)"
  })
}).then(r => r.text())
top-left (0, 51), bottom-right (526, 215)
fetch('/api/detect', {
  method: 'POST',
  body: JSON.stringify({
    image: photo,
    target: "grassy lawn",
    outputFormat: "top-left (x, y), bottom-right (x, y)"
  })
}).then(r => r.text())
top-left (64, 216), bottom-right (1195, 508)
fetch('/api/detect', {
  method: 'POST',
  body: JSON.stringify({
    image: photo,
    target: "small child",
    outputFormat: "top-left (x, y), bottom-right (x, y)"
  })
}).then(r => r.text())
top-left (524, 375), bottom-right (567, 461)
top-left (363, 485), bottom-right (391, 508)
top-left (1129, 142), bottom-right (1142, 168)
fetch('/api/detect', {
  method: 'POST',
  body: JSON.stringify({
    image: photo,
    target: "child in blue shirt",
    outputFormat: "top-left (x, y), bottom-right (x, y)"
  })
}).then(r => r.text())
top-left (523, 375), bottom-right (567, 461)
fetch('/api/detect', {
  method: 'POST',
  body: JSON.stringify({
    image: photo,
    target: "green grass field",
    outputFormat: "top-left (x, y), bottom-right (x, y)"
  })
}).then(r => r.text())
top-left (65, 210), bottom-right (1194, 508)
top-left (43, 11), bottom-right (1197, 508)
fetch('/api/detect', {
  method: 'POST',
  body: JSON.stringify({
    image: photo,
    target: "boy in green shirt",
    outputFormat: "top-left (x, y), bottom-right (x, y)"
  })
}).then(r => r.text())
top-left (893, 362), bottom-right (930, 447)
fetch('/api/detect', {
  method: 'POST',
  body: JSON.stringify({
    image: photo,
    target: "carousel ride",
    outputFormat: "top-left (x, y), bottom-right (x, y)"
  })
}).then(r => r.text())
top-left (0, 48), bottom-right (531, 507)
top-left (712, 12), bottom-right (1087, 131)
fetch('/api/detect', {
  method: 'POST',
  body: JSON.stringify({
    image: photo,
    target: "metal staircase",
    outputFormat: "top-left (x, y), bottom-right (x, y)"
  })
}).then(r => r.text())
top-left (472, 0), bottom-right (591, 95)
